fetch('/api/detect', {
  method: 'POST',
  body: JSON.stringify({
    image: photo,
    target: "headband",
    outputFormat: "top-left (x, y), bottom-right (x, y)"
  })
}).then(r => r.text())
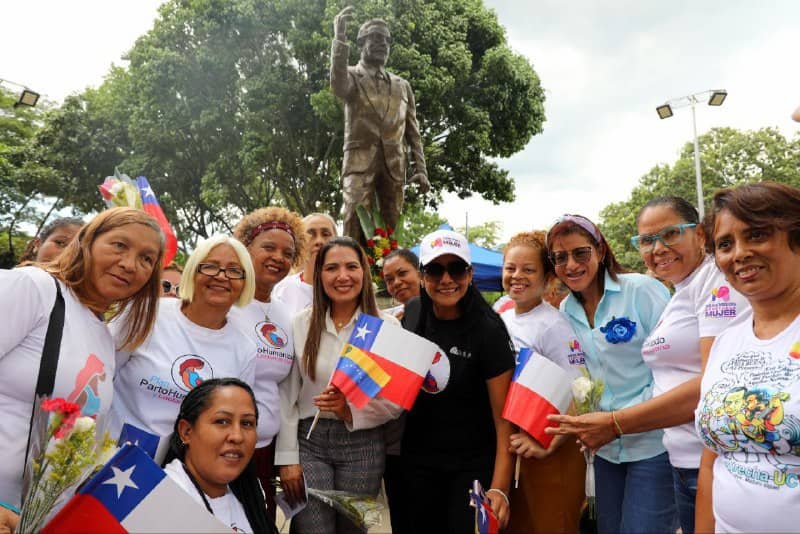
top-left (248, 221), bottom-right (295, 243)
top-left (546, 214), bottom-right (602, 248)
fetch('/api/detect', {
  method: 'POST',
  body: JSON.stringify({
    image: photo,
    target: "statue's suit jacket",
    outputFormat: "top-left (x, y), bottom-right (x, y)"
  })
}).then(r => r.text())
top-left (330, 39), bottom-right (427, 183)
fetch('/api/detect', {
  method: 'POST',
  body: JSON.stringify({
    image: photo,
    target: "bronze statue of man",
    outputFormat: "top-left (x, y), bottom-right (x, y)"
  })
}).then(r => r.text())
top-left (331, 6), bottom-right (430, 243)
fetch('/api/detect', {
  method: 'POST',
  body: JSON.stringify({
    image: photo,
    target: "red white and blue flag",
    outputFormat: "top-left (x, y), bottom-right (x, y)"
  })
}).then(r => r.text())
top-left (331, 313), bottom-right (441, 410)
top-left (502, 348), bottom-right (572, 448)
top-left (136, 176), bottom-right (178, 267)
top-left (469, 479), bottom-right (499, 534)
top-left (42, 444), bottom-right (228, 533)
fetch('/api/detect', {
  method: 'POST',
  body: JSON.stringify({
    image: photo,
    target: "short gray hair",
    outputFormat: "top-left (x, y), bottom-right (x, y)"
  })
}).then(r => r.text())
top-left (179, 235), bottom-right (255, 308)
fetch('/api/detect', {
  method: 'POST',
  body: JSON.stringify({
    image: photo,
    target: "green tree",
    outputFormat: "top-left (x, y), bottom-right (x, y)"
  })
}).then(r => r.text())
top-left (600, 127), bottom-right (800, 272)
top-left (399, 199), bottom-right (447, 248)
top-left (30, 0), bottom-right (545, 246)
top-left (458, 220), bottom-right (502, 249)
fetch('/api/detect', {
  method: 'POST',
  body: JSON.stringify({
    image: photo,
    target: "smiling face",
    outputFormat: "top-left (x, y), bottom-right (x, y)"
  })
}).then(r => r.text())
top-left (248, 228), bottom-right (295, 295)
top-left (502, 245), bottom-right (547, 313)
top-left (713, 209), bottom-right (800, 306)
top-left (179, 386), bottom-right (257, 498)
top-left (550, 232), bottom-right (602, 296)
top-left (637, 205), bottom-right (704, 284)
top-left (423, 253), bottom-right (472, 320)
top-left (321, 245), bottom-right (364, 308)
top-left (382, 255), bottom-right (421, 304)
top-left (85, 223), bottom-right (161, 308)
top-left (305, 216), bottom-right (336, 270)
top-left (192, 244), bottom-right (245, 310)
top-left (37, 223), bottom-right (81, 263)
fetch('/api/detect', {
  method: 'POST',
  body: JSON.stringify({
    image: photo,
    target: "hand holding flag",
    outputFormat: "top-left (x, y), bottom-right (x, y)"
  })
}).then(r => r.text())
top-left (468, 480), bottom-right (499, 534)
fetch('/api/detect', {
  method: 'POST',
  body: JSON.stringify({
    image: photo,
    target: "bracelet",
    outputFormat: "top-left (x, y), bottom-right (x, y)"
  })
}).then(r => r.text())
top-left (611, 410), bottom-right (625, 437)
top-left (0, 500), bottom-right (20, 514)
top-left (486, 488), bottom-right (510, 507)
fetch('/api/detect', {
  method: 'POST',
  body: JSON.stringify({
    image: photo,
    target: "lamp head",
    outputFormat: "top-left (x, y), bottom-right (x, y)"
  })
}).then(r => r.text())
top-left (656, 104), bottom-right (673, 120)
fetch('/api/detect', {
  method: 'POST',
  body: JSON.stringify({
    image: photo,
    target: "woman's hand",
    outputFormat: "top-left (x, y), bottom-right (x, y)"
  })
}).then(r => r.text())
top-left (0, 507), bottom-right (19, 534)
top-left (508, 431), bottom-right (550, 460)
top-left (545, 411), bottom-right (617, 451)
top-left (314, 385), bottom-right (352, 423)
top-left (486, 489), bottom-right (510, 530)
top-left (278, 464), bottom-right (306, 506)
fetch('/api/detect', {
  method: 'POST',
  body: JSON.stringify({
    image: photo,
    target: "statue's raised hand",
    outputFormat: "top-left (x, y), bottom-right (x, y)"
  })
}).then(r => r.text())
top-left (334, 6), bottom-right (355, 42)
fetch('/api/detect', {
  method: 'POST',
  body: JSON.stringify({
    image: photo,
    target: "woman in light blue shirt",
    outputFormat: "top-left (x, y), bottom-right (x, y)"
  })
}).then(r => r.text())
top-left (544, 214), bottom-right (677, 533)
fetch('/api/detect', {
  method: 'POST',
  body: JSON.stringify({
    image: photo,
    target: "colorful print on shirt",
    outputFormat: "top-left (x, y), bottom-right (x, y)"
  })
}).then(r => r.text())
top-left (67, 354), bottom-right (107, 417)
top-left (567, 339), bottom-right (586, 366)
top-left (704, 285), bottom-right (739, 318)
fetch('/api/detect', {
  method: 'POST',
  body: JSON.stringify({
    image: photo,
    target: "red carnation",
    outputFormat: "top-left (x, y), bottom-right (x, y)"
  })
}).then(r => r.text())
top-left (390, 240), bottom-right (398, 250)
top-left (387, 227), bottom-right (394, 236)
top-left (376, 228), bottom-right (386, 238)
top-left (367, 257), bottom-right (375, 265)
top-left (366, 239), bottom-right (375, 247)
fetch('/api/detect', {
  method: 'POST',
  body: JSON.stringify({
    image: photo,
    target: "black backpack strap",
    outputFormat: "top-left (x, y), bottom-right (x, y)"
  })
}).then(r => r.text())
top-left (23, 276), bottom-right (65, 469)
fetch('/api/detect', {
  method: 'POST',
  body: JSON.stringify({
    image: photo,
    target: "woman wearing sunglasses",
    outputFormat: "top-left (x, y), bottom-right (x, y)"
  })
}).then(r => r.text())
top-left (161, 262), bottom-right (183, 298)
top-left (547, 200), bottom-right (749, 533)
top-left (543, 214), bottom-right (677, 533)
top-left (401, 229), bottom-right (515, 531)
top-left (109, 235), bottom-right (257, 455)
top-left (229, 207), bottom-right (307, 519)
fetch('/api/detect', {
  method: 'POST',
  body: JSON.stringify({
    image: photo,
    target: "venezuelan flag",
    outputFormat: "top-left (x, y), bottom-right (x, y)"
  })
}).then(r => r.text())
top-left (331, 344), bottom-right (391, 408)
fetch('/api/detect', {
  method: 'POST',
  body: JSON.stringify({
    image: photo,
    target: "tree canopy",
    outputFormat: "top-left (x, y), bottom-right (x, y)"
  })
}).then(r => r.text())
top-left (600, 127), bottom-right (800, 272)
top-left (26, 0), bottom-right (545, 248)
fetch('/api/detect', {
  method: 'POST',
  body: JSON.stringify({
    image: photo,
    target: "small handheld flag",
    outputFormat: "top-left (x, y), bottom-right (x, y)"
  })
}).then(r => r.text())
top-left (468, 480), bottom-right (499, 534)
top-left (502, 348), bottom-right (573, 449)
top-left (136, 176), bottom-right (178, 267)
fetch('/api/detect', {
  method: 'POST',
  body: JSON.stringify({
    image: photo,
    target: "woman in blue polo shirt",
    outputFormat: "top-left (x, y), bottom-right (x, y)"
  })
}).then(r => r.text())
top-left (543, 215), bottom-right (677, 533)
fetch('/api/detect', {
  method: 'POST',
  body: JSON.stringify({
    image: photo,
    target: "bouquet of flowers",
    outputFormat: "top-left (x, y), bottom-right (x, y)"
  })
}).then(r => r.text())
top-left (18, 398), bottom-right (116, 533)
top-left (307, 488), bottom-right (384, 531)
top-left (356, 196), bottom-right (401, 292)
top-left (98, 169), bottom-right (142, 209)
top-left (571, 368), bottom-right (604, 520)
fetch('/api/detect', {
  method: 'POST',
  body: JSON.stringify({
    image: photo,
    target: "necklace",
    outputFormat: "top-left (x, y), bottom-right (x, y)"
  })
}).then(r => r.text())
top-left (258, 299), bottom-right (271, 323)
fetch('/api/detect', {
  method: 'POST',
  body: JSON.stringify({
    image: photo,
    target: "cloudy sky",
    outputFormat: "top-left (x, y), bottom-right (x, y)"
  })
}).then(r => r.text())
top-left (3, 0), bottom-right (799, 241)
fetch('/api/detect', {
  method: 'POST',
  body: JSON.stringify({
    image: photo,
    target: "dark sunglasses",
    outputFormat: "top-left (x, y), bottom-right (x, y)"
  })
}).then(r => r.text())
top-left (161, 280), bottom-right (179, 294)
top-left (422, 260), bottom-right (472, 281)
top-left (550, 246), bottom-right (594, 266)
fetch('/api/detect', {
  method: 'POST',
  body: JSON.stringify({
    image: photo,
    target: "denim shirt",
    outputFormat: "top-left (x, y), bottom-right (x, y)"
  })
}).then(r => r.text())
top-left (561, 272), bottom-right (671, 463)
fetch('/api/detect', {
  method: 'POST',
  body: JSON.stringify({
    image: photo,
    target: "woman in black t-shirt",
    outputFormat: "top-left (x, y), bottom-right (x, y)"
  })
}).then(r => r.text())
top-left (401, 229), bottom-right (515, 532)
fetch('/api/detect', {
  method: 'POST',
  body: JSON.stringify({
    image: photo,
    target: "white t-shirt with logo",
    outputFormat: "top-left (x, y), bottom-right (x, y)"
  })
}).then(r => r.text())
top-left (271, 272), bottom-right (313, 318)
top-left (501, 300), bottom-right (585, 378)
top-left (0, 266), bottom-right (115, 508)
top-left (696, 312), bottom-right (800, 533)
top-left (109, 298), bottom-right (257, 441)
top-left (228, 298), bottom-right (294, 447)
top-left (643, 256), bottom-right (750, 469)
top-left (164, 459), bottom-right (254, 533)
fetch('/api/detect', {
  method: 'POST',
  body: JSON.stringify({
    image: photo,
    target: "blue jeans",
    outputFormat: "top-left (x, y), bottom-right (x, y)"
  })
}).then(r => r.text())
top-left (594, 452), bottom-right (678, 534)
top-left (672, 467), bottom-right (698, 534)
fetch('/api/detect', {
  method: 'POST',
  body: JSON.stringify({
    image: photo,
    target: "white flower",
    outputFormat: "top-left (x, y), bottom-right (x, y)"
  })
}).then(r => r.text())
top-left (376, 258), bottom-right (384, 267)
top-left (571, 376), bottom-right (592, 403)
top-left (72, 416), bottom-right (96, 434)
top-left (110, 182), bottom-right (124, 195)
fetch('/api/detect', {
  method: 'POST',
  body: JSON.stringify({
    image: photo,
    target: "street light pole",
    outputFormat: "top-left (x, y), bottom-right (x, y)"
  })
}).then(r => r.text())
top-left (656, 89), bottom-right (727, 219)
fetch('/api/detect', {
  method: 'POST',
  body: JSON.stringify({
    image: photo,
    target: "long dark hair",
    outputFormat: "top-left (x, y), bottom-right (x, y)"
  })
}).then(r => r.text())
top-left (162, 378), bottom-right (272, 534)
top-left (18, 216), bottom-right (84, 263)
top-left (302, 237), bottom-right (379, 380)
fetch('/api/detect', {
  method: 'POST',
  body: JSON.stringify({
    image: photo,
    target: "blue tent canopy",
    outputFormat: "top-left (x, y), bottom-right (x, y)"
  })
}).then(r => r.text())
top-left (410, 224), bottom-right (503, 292)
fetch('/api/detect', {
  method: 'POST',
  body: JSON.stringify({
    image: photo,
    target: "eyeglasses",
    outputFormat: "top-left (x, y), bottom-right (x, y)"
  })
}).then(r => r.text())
top-left (197, 263), bottom-right (246, 280)
top-left (422, 260), bottom-right (471, 281)
top-left (630, 224), bottom-right (697, 252)
top-left (550, 246), bottom-right (594, 266)
top-left (161, 280), bottom-right (179, 294)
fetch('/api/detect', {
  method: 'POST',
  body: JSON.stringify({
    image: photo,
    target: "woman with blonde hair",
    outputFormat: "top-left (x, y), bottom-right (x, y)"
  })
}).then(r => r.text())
top-left (500, 230), bottom-right (585, 533)
top-left (231, 206), bottom-right (307, 517)
top-left (276, 236), bottom-right (401, 533)
top-left (109, 235), bottom-right (257, 454)
top-left (0, 207), bottom-right (164, 531)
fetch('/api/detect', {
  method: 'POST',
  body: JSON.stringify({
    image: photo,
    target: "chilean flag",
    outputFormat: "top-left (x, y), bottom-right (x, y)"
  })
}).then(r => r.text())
top-left (335, 313), bottom-right (441, 410)
top-left (469, 479), bottom-right (499, 534)
top-left (502, 348), bottom-right (572, 448)
top-left (42, 444), bottom-right (229, 533)
top-left (136, 176), bottom-right (178, 267)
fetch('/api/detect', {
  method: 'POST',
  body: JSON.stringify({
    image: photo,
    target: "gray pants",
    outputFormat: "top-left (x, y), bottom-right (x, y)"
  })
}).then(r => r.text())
top-left (291, 418), bottom-right (385, 534)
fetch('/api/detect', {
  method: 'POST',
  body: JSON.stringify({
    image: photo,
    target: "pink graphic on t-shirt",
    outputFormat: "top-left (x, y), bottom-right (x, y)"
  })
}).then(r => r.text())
top-left (711, 286), bottom-right (731, 302)
top-left (66, 354), bottom-right (106, 417)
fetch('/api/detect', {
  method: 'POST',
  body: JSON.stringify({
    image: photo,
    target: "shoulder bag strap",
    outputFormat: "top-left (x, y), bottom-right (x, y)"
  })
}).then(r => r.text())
top-left (23, 276), bottom-right (65, 470)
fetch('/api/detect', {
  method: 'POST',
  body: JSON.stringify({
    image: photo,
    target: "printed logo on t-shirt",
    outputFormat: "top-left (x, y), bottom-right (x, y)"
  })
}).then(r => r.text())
top-left (790, 342), bottom-right (800, 360)
top-left (705, 286), bottom-right (737, 318)
top-left (567, 339), bottom-right (586, 365)
top-left (421, 351), bottom-right (450, 394)
top-left (642, 336), bottom-right (670, 356)
top-left (170, 354), bottom-right (214, 393)
top-left (697, 349), bottom-right (800, 491)
top-left (449, 346), bottom-right (471, 359)
top-left (254, 321), bottom-right (293, 364)
top-left (67, 354), bottom-right (106, 417)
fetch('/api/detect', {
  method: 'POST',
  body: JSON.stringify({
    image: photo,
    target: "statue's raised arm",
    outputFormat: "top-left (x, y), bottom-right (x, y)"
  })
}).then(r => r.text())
top-left (330, 7), bottom-right (430, 243)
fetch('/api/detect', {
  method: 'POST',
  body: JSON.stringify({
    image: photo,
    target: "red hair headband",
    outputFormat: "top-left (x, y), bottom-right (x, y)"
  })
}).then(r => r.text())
top-left (546, 214), bottom-right (602, 247)
top-left (248, 221), bottom-right (295, 243)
